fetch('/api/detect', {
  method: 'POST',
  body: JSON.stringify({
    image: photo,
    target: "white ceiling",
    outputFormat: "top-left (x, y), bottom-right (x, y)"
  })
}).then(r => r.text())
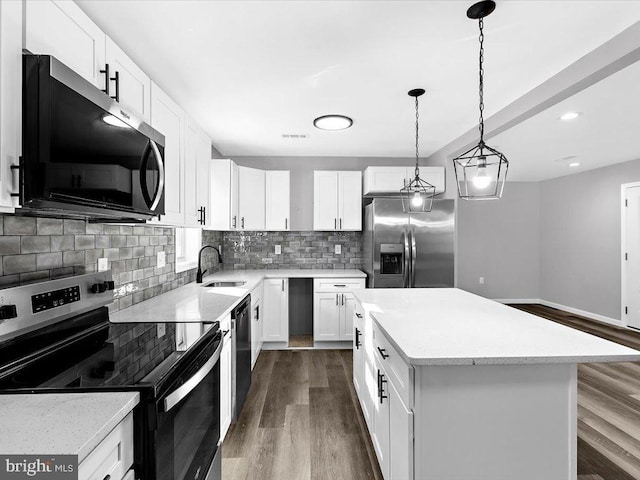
top-left (77, 1), bottom-right (640, 174)
top-left (490, 59), bottom-right (640, 181)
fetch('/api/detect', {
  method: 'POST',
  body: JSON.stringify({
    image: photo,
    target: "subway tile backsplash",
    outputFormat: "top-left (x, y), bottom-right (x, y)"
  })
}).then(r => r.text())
top-left (0, 215), bottom-right (198, 312)
top-left (210, 230), bottom-right (363, 270)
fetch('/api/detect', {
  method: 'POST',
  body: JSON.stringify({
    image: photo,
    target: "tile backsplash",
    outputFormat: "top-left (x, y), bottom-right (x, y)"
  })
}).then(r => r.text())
top-left (213, 230), bottom-right (363, 270)
top-left (0, 215), bottom-right (196, 311)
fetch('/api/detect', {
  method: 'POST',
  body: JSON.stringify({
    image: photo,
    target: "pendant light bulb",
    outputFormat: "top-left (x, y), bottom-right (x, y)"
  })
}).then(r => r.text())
top-left (411, 191), bottom-right (424, 207)
top-left (473, 164), bottom-right (491, 189)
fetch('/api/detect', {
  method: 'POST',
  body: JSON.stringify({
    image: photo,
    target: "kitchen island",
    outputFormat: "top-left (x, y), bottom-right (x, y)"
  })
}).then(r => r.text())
top-left (352, 288), bottom-right (640, 480)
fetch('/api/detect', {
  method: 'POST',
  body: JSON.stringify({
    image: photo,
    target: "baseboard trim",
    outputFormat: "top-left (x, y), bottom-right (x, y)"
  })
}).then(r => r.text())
top-left (493, 298), bottom-right (542, 304)
top-left (538, 300), bottom-right (623, 328)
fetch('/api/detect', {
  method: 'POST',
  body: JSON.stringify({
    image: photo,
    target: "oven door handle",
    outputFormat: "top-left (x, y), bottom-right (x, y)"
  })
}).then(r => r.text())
top-left (163, 340), bottom-right (222, 413)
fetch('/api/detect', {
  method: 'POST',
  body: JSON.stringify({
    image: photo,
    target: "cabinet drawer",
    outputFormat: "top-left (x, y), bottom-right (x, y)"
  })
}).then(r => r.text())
top-left (78, 412), bottom-right (134, 480)
top-left (373, 323), bottom-right (413, 408)
top-left (314, 278), bottom-right (365, 292)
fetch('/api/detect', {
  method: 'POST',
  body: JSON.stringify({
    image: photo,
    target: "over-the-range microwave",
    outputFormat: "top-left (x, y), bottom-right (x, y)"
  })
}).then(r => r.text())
top-left (19, 54), bottom-right (165, 221)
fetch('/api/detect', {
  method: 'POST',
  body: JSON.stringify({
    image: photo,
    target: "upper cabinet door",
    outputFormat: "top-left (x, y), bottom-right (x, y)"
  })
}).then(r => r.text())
top-left (105, 37), bottom-right (151, 121)
top-left (265, 171), bottom-right (290, 231)
top-left (150, 83), bottom-right (185, 226)
top-left (0, 0), bottom-right (22, 212)
top-left (363, 167), bottom-right (409, 194)
top-left (183, 117), bottom-right (199, 227)
top-left (314, 171), bottom-right (339, 231)
top-left (237, 166), bottom-right (265, 230)
top-left (338, 171), bottom-right (362, 231)
top-left (196, 132), bottom-right (212, 227)
top-left (25, 0), bottom-right (106, 90)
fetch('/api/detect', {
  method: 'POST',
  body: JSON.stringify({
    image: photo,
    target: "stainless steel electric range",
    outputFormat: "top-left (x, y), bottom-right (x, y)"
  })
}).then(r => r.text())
top-left (0, 271), bottom-right (222, 480)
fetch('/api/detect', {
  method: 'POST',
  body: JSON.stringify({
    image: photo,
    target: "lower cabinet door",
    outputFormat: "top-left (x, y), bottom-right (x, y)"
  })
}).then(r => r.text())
top-left (372, 358), bottom-right (390, 480)
top-left (340, 293), bottom-right (356, 341)
top-left (389, 376), bottom-right (414, 480)
top-left (313, 292), bottom-right (341, 341)
top-left (220, 337), bottom-right (232, 440)
top-left (262, 278), bottom-right (288, 342)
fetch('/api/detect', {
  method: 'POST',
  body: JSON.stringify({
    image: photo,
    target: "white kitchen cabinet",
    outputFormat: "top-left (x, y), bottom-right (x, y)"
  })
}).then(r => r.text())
top-left (313, 278), bottom-right (365, 342)
top-left (210, 159), bottom-right (239, 230)
top-left (237, 166), bottom-right (265, 230)
top-left (372, 355), bottom-right (391, 480)
top-left (0, 0), bottom-right (22, 212)
top-left (105, 36), bottom-right (151, 121)
top-left (250, 282), bottom-right (263, 368)
top-left (150, 82), bottom-right (185, 225)
top-left (196, 131), bottom-right (212, 227)
top-left (265, 170), bottom-right (290, 230)
top-left (220, 315), bottom-right (232, 441)
top-left (78, 412), bottom-right (133, 480)
top-left (25, 0), bottom-right (106, 90)
top-left (313, 171), bottom-right (362, 231)
top-left (363, 166), bottom-right (446, 195)
top-left (183, 118), bottom-right (199, 227)
top-left (262, 278), bottom-right (288, 343)
top-left (389, 378), bottom-right (414, 480)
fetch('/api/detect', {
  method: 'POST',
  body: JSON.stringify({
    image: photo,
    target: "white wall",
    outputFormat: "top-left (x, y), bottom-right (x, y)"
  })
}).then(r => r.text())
top-left (456, 182), bottom-right (540, 301)
top-left (539, 157), bottom-right (640, 321)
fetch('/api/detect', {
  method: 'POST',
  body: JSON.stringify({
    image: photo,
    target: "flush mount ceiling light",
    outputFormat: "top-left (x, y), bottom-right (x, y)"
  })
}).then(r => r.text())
top-left (559, 112), bottom-right (582, 121)
top-left (103, 114), bottom-right (130, 128)
top-left (400, 89), bottom-right (435, 213)
top-left (453, 0), bottom-right (508, 200)
top-left (313, 114), bottom-right (353, 131)
top-left (569, 162), bottom-right (581, 167)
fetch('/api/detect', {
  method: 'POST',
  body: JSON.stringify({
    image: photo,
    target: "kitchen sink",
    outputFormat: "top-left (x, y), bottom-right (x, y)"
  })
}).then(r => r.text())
top-left (203, 281), bottom-right (246, 288)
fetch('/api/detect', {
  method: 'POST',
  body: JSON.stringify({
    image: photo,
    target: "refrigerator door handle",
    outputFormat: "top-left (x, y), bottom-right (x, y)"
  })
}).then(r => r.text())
top-left (403, 230), bottom-right (411, 288)
top-left (411, 229), bottom-right (417, 288)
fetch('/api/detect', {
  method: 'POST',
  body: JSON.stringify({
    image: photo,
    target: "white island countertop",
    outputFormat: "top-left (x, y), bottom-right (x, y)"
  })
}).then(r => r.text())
top-left (0, 392), bottom-right (139, 461)
top-left (110, 269), bottom-right (365, 324)
top-left (354, 288), bottom-right (640, 366)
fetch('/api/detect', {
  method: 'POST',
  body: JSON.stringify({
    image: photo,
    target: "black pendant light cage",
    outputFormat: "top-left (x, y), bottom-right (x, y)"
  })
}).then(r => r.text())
top-left (401, 88), bottom-right (435, 213)
top-left (452, 0), bottom-right (509, 200)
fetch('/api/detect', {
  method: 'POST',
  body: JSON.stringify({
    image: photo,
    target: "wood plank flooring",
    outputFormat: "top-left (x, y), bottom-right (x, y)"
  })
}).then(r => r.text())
top-left (222, 349), bottom-right (383, 480)
top-left (513, 304), bottom-right (640, 480)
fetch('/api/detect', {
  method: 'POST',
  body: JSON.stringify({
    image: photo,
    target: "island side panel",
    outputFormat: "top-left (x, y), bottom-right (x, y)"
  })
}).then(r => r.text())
top-left (414, 363), bottom-right (577, 480)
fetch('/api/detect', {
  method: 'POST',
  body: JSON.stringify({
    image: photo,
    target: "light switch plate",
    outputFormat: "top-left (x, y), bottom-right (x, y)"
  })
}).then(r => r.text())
top-left (97, 257), bottom-right (108, 272)
top-left (157, 324), bottom-right (166, 338)
top-left (335, 244), bottom-right (342, 254)
top-left (157, 251), bottom-right (166, 268)
top-left (275, 245), bottom-right (281, 255)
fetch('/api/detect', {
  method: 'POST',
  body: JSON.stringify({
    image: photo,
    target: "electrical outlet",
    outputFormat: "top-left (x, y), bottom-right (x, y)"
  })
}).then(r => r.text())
top-left (479, 277), bottom-right (485, 285)
top-left (335, 244), bottom-right (342, 254)
top-left (157, 251), bottom-right (166, 268)
top-left (97, 257), bottom-right (108, 272)
top-left (157, 324), bottom-right (166, 338)
top-left (275, 245), bottom-right (281, 254)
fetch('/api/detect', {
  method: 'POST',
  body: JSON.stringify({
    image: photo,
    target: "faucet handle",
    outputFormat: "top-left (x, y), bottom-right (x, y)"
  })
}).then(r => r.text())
top-left (202, 269), bottom-right (208, 277)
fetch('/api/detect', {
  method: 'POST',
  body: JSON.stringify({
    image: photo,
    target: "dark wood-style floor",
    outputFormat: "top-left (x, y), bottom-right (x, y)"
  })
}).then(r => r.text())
top-left (513, 304), bottom-right (640, 480)
top-left (221, 349), bottom-right (383, 480)
top-left (222, 305), bottom-right (640, 480)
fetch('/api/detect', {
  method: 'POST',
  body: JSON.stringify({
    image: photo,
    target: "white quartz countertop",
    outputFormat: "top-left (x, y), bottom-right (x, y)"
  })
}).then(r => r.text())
top-left (0, 392), bottom-right (139, 461)
top-left (110, 269), bottom-right (365, 324)
top-left (354, 288), bottom-right (640, 366)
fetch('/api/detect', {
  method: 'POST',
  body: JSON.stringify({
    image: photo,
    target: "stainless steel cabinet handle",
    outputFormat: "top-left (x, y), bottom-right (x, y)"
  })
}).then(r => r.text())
top-left (379, 372), bottom-right (388, 403)
top-left (241, 217), bottom-right (245, 229)
top-left (285, 218), bottom-right (288, 230)
top-left (281, 279), bottom-right (285, 291)
top-left (341, 293), bottom-right (344, 306)
top-left (111, 70), bottom-right (120, 102)
top-left (232, 216), bottom-right (237, 229)
top-left (164, 340), bottom-right (222, 412)
top-left (100, 63), bottom-right (110, 95)
top-left (355, 328), bottom-right (361, 349)
top-left (334, 284), bottom-right (346, 287)
top-left (377, 346), bottom-right (389, 359)
top-left (336, 294), bottom-right (339, 306)
top-left (340, 218), bottom-right (342, 230)
top-left (334, 218), bottom-right (337, 229)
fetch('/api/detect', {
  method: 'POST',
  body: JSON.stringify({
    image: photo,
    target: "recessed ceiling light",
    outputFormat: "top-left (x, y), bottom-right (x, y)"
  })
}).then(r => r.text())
top-left (559, 112), bottom-right (582, 121)
top-left (569, 162), bottom-right (581, 167)
top-left (313, 115), bottom-right (353, 131)
top-left (103, 114), bottom-right (130, 128)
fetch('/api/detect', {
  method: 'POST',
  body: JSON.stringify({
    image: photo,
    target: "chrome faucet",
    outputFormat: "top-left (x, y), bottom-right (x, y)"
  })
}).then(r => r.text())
top-left (196, 245), bottom-right (223, 283)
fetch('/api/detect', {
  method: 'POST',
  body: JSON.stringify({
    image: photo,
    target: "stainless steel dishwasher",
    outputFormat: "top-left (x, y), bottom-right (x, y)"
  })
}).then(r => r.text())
top-left (232, 294), bottom-right (251, 421)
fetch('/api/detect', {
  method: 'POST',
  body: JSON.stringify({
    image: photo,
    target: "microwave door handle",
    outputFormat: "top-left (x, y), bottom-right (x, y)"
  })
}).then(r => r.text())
top-left (149, 140), bottom-right (165, 212)
top-left (411, 230), bottom-right (417, 288)
top-left (139, 141), bottom-right (154, 209)
top-left (164, 340), bottom-right (222, 413)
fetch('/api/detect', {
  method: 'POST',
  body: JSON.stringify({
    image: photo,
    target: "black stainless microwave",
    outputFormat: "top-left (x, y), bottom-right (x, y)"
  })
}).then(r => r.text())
top-left (20, 54), bottom-right (165, 221)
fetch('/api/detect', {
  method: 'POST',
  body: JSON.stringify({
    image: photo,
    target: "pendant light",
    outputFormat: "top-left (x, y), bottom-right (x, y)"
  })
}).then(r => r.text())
top-left (400, 88), bottom-right (435, 213)
top-left (453, 0), bottom-right (508, 200)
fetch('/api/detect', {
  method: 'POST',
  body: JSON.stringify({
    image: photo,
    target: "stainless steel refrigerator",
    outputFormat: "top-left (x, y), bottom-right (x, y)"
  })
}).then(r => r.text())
top-left (362, 198), bottom-right (454, 288)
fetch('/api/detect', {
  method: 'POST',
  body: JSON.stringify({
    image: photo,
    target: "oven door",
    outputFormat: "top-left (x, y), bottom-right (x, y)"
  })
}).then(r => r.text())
top-left (154, 337), bottom-right (222, 480)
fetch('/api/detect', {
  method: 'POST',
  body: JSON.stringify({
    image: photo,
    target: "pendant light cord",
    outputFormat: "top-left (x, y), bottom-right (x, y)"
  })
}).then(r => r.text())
top-left (414, 95), bottom-right (420, 179)
top-left (478, 16), bottom-right (485, 145)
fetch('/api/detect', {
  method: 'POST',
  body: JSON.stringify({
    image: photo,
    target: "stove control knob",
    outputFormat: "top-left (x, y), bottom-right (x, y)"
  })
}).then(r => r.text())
top-left (90, 283), bottom-right (107, 294)
top-left (0, 305), bottom-right (18, 320)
